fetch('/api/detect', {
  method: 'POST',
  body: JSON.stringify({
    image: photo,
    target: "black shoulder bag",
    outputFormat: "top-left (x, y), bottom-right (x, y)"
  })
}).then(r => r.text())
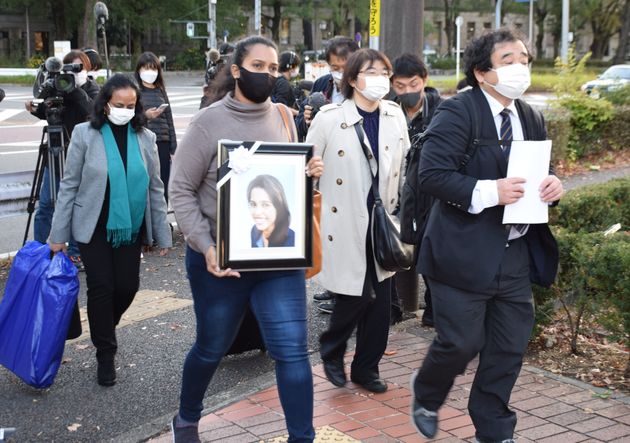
top-left (354, 123), bottom-right (415, 272)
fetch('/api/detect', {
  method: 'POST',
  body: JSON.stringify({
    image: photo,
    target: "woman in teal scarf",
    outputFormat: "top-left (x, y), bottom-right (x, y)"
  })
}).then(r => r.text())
top-left (50, 74), bottom-right (172, 386)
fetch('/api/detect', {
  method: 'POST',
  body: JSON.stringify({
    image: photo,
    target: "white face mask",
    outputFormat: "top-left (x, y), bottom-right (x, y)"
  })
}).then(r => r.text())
top-left (107, 105), bottom-right (135, 126)
top-left (74, 71), bottom-right (88, 87)
top-left (358, 75), bottom-right (390, 102)
top-left (139, 69), bottom-right (159, 84)
top-left (488, 63), bottom-right (531, 99)
top-left (331, 70), bottom-right (343, 86)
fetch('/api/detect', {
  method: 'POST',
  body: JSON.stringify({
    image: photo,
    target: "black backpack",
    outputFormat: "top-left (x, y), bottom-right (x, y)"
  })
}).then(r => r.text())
top-left (399, 92), bottom-right (481, 245)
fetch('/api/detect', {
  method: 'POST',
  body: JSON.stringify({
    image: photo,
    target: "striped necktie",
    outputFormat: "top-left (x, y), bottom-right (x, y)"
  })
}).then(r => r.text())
top-left (500, 108), bottom-right (528, 236)
top-left (500, 108), bottom-right (512, 157)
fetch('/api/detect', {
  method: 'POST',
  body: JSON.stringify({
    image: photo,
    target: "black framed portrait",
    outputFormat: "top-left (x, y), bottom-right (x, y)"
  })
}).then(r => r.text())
top-left (216, 140), bottom-right (314, 271)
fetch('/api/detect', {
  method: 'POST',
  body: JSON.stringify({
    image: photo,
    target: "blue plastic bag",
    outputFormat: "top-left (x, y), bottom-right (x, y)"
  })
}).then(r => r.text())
top-left (0, 241), bottom-right (79, 388)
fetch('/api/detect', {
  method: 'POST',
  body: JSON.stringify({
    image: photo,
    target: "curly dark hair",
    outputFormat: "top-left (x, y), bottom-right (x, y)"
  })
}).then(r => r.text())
top-left (340, 48), bottom-right (392, 99)
top-left (207, 35), bottom-right (277, 104)
top-left (463, 28), bottom-right (532, 87)
top-left (90, 73), bottom-right (147, 131)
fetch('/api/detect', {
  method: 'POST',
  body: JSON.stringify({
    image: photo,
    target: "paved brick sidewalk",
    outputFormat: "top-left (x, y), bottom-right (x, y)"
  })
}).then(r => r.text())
top-left (148, 331), bottom-right (630, 443)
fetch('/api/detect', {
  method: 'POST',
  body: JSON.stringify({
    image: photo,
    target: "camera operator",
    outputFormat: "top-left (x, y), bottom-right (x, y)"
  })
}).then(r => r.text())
top-left (271, 51), bottom-right (302, 116)
top-left (82, 47), bottom-right (103, 81)
top-left (199, 43), bottom-right (235, 109)
top-left (25, 49), bottom-right (100, 269)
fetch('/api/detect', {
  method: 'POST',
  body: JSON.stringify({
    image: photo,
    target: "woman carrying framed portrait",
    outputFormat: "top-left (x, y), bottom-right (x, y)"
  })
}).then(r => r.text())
top-left (169, 35), bottom-right (323, 443)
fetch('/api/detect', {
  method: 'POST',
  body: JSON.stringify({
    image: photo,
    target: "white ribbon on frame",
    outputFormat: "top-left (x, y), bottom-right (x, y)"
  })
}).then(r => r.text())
top-left (216, 141), bottom-right (263, 190)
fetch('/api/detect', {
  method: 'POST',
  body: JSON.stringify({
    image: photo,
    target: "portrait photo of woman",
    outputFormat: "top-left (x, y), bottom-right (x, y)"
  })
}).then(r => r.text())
top-left (247, 174), bottom-right (294, 248)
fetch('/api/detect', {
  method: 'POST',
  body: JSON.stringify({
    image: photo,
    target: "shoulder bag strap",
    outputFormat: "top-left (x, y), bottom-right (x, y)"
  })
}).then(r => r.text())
top-left (276, 104), bottom-right (295, 143)
top-left (353, 123), bottom-right (382, 202)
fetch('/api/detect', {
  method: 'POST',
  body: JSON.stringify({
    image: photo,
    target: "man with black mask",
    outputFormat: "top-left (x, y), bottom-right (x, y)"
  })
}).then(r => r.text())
top-left (390, 53), bottom-right (442, 327)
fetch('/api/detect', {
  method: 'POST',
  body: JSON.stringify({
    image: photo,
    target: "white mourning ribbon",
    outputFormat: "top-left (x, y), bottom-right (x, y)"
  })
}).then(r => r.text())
top-left (216, 141), bottom-right (263, 190)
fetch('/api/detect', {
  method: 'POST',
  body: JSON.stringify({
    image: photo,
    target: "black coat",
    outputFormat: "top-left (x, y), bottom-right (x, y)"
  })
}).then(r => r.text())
top-left (417, 87), bottom-right (558, 291)
top-left (33, 79), bottom-right (100, 136)
top-left (295, 73), bottom-right (335, 141)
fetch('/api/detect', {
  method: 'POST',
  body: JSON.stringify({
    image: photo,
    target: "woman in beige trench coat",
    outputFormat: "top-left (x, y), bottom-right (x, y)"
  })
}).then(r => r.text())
top-left (306, 48), bottom-right (410, 393)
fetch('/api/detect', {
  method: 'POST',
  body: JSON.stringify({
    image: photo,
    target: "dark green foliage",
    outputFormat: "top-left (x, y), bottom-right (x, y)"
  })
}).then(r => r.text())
top-left (542, 107), bottom-right (571, 165)
top-left (534, 178), bottom-right (630, 364)
top-left (549, 178), bottom-right (630, 232)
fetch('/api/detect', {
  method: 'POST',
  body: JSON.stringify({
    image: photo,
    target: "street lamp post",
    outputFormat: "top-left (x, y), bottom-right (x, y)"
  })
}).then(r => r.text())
top-left (561, 0), bottom-right (569, 62)
top-left (208, 0), bottom-right (217, 50)
top-left (455, 16), bottom-right (463, 84)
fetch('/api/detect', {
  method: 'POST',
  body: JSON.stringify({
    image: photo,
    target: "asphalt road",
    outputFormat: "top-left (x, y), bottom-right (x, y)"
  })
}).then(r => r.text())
top-left (0, 230), bottom-right (333, 443)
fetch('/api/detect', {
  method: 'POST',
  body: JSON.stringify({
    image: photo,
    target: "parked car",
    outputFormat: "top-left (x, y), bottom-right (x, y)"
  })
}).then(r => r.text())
top-left (581, 64), bottom-right (630, 95)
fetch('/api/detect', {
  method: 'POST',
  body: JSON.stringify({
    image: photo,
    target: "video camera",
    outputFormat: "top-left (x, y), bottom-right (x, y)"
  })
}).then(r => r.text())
top-left (33, 57), bottom-right (82, 101)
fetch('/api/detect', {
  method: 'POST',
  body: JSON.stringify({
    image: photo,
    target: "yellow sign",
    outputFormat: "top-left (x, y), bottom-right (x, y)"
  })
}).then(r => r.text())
top-left (369, 0), bottom-right (380, 37)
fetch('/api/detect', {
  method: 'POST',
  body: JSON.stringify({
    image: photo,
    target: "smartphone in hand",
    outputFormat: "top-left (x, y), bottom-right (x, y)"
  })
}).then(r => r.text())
top-left (157, 103), bottom-right (169, 111)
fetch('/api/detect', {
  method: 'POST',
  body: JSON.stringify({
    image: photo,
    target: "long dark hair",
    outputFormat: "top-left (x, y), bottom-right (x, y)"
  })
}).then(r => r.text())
top-left (247, 174), bottom-right (291, 247)
top-left (134, 51), bottom-right (167, 95)
top-left (208, 35), bottom-right (278, 104)
top-left (90, 74), bottom-right (147, 131)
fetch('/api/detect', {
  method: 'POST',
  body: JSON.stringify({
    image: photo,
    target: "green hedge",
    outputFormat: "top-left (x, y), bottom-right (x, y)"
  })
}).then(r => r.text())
top-left (543, 107), bottom-right (571, 165)
top-left (549, 178), bottom-right (630, 232)
top-left (534, 178), bottom-right (630, 362)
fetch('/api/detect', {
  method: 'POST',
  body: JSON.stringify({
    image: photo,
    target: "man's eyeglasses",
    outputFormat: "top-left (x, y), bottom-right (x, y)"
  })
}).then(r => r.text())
top-left (359, 69), bottom-right (392, 78)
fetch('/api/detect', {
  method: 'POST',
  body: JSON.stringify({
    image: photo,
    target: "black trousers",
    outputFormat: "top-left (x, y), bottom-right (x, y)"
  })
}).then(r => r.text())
top-left (78, 224), bottom-right (142, 362)
top-left (413, 237), bottom-right (534, 441)
top-left (156, 140), bottom-right (171, 203)
top-left (319, 237), bottom-right (391, 381)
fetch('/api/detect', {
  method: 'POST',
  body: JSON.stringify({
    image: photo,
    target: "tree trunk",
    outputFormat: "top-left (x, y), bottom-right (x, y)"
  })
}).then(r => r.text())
top-left (534, 6), bottom-right (548, 59)
top-left (443, 0), bottom-right (454, 56)
top-left (49, 0), bottom-right (69, 41)
top-left (614, 0), bottom-right (630, 63)
top-left (303, 18), bottom-right (313, 50)
top-left (78, 0), bottom-right (97, 49)
top-left (271, 1), bottom-right (282, 44)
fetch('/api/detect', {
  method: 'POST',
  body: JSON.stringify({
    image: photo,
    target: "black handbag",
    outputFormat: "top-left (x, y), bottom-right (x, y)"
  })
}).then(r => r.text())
top-left (354, 123), bottom-right (414, 272)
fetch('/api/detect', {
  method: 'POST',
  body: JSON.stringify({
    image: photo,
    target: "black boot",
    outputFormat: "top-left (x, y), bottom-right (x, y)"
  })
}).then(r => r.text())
top-left (97, 358), bottom-right (116, 387)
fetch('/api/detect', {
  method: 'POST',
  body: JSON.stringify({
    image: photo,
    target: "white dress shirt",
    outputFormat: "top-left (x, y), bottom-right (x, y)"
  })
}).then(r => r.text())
top-left (468, 89), bottom-right (528, 240)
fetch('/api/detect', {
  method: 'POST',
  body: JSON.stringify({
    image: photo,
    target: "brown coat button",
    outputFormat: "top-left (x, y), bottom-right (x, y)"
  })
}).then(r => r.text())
top-left (338, 150), bottom-right (345, 157)
top-left (331, 206), bottom-right (337, 213)
top-left (328, 235), bottom-right (333, 241)
top-left (336, 178), bottom-right (343, 185)
top-left (394, 172), bottom-right (398, 178)
top-left (341, 122), bottom-right (347, 129)
top-left (391, 198), bottom-right (395, 204)
top-left (385, 145), bottom-right (389, 150)
top-left (367, 153), bottom-right (373, 159)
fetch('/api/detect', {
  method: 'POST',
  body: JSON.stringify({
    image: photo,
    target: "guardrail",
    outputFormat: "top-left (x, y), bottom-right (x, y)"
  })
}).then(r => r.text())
top-left (0, 171), bottom-right (34, 219)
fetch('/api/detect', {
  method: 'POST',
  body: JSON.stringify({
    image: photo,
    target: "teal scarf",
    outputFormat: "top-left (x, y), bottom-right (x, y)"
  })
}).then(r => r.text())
top-left (100, 123), bottom-right (149, 248)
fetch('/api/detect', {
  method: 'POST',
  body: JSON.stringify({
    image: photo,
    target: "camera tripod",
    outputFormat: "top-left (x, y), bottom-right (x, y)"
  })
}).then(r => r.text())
top-left (22, 123), bottom-right (69, 246)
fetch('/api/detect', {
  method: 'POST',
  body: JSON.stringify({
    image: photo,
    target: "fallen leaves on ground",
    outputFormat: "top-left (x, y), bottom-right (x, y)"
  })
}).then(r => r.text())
top-left (525, 313), bottom-right (629, 393)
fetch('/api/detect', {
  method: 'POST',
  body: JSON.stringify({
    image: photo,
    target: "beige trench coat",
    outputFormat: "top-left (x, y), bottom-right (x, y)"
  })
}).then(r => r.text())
top-left (306, 98), bottom-right (410, 296)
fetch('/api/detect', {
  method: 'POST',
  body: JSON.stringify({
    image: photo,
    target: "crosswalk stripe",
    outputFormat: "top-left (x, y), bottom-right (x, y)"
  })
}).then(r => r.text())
top-left (0, 109), bottom-right (24, 122)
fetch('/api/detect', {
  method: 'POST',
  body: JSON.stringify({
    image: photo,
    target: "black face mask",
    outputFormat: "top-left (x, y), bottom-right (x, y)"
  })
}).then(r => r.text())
top-left (398, 92), bottom-right (422, 109)
top-left (237, 67), bottom-right (278, 103)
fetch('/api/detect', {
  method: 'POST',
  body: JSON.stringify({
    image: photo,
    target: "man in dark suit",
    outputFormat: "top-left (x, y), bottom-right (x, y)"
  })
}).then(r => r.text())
top-left (410, 29), bottom-right (563, 442)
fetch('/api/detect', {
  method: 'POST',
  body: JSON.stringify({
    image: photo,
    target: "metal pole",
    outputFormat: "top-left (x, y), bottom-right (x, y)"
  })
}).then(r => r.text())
top-left (495, 0), bottom-right (503, 29)
top-left (561, 0), bottom-right (569, 62)
top-left (369, 0), bottom-right (380, 50)
top-left (254, 0), bottom-right (261, 35)
top-left (209, 0), bottom-right (217, 49)
top-left (455, 16), bottom-right (462, 84)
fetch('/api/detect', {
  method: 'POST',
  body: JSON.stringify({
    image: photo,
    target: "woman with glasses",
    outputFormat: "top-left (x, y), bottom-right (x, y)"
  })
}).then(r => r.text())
top-left (306, 49), bottom-right (410, 393)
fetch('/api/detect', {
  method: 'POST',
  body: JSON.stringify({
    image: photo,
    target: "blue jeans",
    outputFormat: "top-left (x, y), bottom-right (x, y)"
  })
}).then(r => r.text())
top-left (34, 167), bottom-right (79, 256)
top-left (179, 247), bottom-right (314, 442)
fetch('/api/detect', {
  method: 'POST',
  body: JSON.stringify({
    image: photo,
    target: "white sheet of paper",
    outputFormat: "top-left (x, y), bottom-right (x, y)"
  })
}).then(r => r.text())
top-left (502, 140), bottom-right (552, 224)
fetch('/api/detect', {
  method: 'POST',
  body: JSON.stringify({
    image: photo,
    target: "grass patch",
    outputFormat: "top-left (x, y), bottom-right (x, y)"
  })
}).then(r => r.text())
top-left (0, 75), bottom-right (36, 85)
top-left (427, 67), bottom-right (600, 94)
